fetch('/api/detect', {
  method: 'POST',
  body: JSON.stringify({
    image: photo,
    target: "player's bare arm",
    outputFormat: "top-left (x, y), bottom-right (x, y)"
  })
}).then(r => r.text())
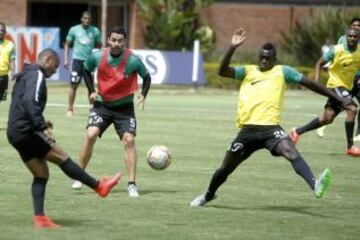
top-left (218, 27), bottom-right (246, 78)
top-left (315, 56), bottom-right (326, 82)
top-left (46, 120), bottom-right (54, 129)
top-left (300, 76), bottom-right (356, 109)
top-left (83, 68), bottom-right (97, 103)
top-left (63, 41), bottom-right (71, 69)
top-left (137, 94), bottom-right (145, 110)
top-left (138, 73), bottom-right (151, 111)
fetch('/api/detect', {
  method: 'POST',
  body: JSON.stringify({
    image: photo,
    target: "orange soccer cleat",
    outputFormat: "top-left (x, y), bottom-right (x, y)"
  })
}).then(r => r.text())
top-left (95, 172), bottom-right (122, 198)
top-left (346, 146), bottom-right (360, 157)
top-left (33, 215), bottom-right (62, 229)
top-left (289, 128), bottom-right (300, 145)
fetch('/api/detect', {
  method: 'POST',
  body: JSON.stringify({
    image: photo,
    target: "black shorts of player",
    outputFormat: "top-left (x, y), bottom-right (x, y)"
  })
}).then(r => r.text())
top-left (228, 125), bottom-right (290, 158)
top-left (351, 77), bottom-right (360, 101)
top-left (325, 87), bottom-right (352, 115)
top-left (87, 102), bottom-right (136, 139)
top-left (0, 75), bottom-right (9, 101)
top-left (70, 59), bottom-right (84, 84)
top-left (8, 132), bottom-right (55, 162)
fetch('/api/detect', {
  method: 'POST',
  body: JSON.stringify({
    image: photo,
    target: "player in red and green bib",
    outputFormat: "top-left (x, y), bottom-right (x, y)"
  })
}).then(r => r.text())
top-left (70, 26), bottom-right (151, 198)
top-left (191, 27), bottom-right (353, 207)
top-left (64, 11), bottom-right (102, 117)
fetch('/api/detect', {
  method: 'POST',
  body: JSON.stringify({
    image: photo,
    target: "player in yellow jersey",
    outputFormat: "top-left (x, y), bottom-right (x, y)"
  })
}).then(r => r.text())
top-left (0, 22), bottom-right (15, 102)
top-left (190, 28), bottom-right (353, 207)
top-left (316, 17), bottom-right (360, 139)
top-left (290, 28), bottom-right (360, 156)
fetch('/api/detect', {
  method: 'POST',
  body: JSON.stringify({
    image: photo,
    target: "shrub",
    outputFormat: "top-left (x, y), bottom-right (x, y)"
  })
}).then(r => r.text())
top-left (136, 0), bottom-right (215, 52)
top-left (204, 63), bottom-right (240, 89)
top-left (280, 8), bottom-right (360, 66)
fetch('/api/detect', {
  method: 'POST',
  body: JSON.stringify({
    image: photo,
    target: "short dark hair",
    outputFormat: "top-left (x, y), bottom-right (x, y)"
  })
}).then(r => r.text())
top-left (0, 22), bottom-right (6, 29)
top-left (82, 11), bottom-right (91, 18)
top-left (38, 48), bottom-right (59, 62)
top-left (108, 26), bottom-right (127, 38)
top-left (347, 28), bottom-right (360, 37)
top-left (350, 17), bottom-right (360, 25)
top-left (261, 42), bottom-right (277, 56)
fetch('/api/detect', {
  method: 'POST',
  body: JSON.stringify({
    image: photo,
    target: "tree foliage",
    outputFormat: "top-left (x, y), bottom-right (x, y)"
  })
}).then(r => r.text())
top-left (136, 0), bottom-right (215, 52)
top-left (280, 8), bottom-right (360, 66)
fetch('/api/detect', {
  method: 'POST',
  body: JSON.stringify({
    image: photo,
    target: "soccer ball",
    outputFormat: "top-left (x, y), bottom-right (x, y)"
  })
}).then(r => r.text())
top-left (146, 145), bottom-right (171, 170)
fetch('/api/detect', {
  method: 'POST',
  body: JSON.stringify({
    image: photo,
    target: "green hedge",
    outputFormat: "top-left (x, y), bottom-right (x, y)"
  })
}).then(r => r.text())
top-left (203, 63), bottom-right (329, 89)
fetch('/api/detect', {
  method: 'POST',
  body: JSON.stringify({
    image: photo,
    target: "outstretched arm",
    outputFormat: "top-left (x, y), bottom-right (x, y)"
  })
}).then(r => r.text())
top-left (218, 28), bottom-right (246, 78)
top-left (315, 56), bottom-right (326, 82)
top-left (300, 76), bottom-right (354, 108)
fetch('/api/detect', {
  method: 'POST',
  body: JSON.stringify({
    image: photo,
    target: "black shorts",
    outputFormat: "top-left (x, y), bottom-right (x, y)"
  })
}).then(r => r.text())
top-left (8, 132), bottom-right (55, 162)
top-left (86, 102), bottom-right (136, 138)
top-left (351, 77), bottom-right (360, 101)
top-left (228, 125), bottom-right (290, 157)
top-left (69, 59), bottom-right (84, 84)
top-left (325, 87), bottom-right (352, 114)
top-left (0, 75), bottom-right (9, 101)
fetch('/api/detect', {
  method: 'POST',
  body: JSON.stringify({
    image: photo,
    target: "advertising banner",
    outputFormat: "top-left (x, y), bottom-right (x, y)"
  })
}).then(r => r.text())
top-left (6, 27), bottom-right (60, 79)
top-left (60, 49), bottom-right (205, 85)
top-left (6, 27), bottom-right (204, 85)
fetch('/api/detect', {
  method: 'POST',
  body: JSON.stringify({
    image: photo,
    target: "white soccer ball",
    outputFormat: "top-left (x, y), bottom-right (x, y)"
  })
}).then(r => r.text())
top-left (146, 145), bottom-right (171, 170)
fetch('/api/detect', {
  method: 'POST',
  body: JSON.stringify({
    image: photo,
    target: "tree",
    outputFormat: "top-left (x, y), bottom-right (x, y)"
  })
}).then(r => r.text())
top-left (136, 0), bottom-right (215, 52)
top-left (280, 8), bottom-right (360, 66)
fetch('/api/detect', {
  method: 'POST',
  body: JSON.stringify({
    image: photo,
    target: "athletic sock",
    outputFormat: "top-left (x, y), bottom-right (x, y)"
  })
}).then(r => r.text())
top-left (205, 191), bottom-right (215, 201)
top-left (296, 117), bottom-right (322, 135)
top-left (291, 156), bottom-right (315, 190)
top-left (345, 121), bottom-right (355, 149)
top-left (207, 168), bottom-right (228, 197)
top-left (32, 177), bottom-right (48, 216)
top-left (59, 158), bottom-right (98, 189)
top-left (357, 112), bottom-right (360, 135)
top-left (128, 181), bottom-right (136, 186)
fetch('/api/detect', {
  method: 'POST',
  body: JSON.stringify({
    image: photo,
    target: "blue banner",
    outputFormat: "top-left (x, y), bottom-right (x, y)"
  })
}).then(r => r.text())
top-left (7, 27), bottom-right (60, 79)
top-left (58, 49), bottom-right (205, 85)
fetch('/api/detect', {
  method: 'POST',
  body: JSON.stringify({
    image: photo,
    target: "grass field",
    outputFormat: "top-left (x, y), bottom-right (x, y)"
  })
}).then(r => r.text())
top-left (0, 85), bottom-right (360, 240)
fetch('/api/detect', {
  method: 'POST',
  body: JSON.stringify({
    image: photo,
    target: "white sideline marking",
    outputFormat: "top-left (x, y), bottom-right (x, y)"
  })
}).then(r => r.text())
top-left (47, 103), bottom-right (90, 108)
top-left (47, 102), bottom-right (346, 118)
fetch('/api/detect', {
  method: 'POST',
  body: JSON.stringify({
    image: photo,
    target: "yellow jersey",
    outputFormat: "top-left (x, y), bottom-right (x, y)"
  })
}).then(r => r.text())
top-left (234, 65), bottom-right (302, 128)
top-left (0, 39), bottom-right (15, 76)
top-left (324, 43), bottom-right (360, 90)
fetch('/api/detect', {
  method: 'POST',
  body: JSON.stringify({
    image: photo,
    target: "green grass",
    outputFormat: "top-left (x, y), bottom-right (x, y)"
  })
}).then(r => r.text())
top-left (0, 85), bottom-right (360, 240)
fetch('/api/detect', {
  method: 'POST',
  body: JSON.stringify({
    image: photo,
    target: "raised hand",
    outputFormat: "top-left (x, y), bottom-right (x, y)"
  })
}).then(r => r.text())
top-left (231, 28), bottom-right (246, 48)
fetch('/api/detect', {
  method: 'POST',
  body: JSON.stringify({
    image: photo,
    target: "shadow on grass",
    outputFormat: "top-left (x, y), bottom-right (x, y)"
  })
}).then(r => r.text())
top-left (210, 205), bottom-right (330, 218)
top-left (136, 189), bottom-right (179, 195)
top-left (71, 189), bottom-right (179, 196)
top-left (301, 150), bottom-right (347, 157)
top-left (54, 218), bottom-right (91, 227)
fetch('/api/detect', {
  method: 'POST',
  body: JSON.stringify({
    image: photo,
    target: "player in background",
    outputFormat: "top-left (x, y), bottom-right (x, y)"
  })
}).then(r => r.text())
top-left (190, 28), bottom-right (353, 207)
top-left (70, 26), bottom-right (151, 198)
top-left (317, 17), bottom-right (360, 139)
top-left (7, 49), bottom-right (121, 228)
top-left (0, 22), bottom-right (15, 102)
top-left (64, 11), bottom-right (101, 117)
top-left (290, 28), bottom-right (360, 156)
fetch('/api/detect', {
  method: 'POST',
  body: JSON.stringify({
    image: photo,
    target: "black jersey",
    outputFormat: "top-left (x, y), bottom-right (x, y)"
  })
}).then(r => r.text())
top-left (7, 64), bottom-right (48, 142)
